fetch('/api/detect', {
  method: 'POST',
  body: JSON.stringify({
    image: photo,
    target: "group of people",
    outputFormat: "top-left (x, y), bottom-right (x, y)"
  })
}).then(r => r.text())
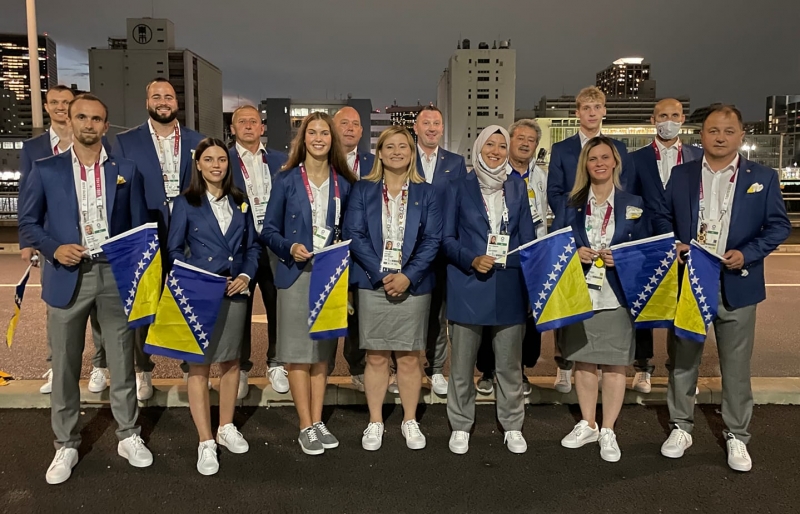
top-left (17, 80), bottom-right (789, 483)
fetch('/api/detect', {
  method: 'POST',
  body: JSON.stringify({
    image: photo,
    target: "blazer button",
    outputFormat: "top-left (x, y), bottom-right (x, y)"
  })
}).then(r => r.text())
top-left (292, 214), bottom-right (296, 219)
top-left (228, 256), bottom-right (233, 262)
top-left (163, 201), bottom-right (168, 206)
top-left (208, 257), bottom-right (213, 261)
top-left (292, 230), bottom-right (297, 234)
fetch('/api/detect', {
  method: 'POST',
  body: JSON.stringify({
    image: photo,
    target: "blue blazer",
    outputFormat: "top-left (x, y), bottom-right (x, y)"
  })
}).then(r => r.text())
top-left (443, 172), bottom-right (537, 326)
top-left (228, 145), bottom-right (288, 194)
top-left (631, 142), bottom-right (703, 235)
top-left (657, 156), bottom-right (791, 309)
top-left (113, 122), bottom-right (205, 224)
top-left (167, 194), bottom-right (261, 279)
top-left (567, 189), bottom-right (649, 306)
top-left (343, 179), bottom-right (442, 295)
top-left (547, 134), bottom-right (634, 228)
top-left (261, 166), bottom-right (352, 289)
top-left (354, 152), bottom-right (376, 178)
top-left (416, 147), bottom-right (467, 214)
top-left (18, 151), bottom-right (148, 308)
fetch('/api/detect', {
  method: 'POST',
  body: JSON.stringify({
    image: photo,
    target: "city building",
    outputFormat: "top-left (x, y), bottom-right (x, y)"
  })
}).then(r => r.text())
top-left (596, 57), bottom-right (654, 99)
top-left (766, 95), bottom-right (800, 168)
top-left (534, 95), bottom-right (690, 125)
top-left (437, 38), bottom-right (516, 164)
top-left (89, 18), bottom-right (223, 138)
top-left (0, 33), bottom-right (58, 136)
top-left (369, 111), bottom-right (392, 152)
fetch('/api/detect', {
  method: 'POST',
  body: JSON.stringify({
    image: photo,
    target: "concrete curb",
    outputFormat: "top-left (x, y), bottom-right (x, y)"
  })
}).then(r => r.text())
top-left (1, 376), bottom-right (799, 409)
top-left (773, 244), bottom-right (800, 252)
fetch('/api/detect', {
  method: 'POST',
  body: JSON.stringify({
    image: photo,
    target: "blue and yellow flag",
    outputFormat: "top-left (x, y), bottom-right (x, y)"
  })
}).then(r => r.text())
top-left (101, 222), bottom-right (162, 329)
top-left (518, 227), bottom-right (594, 332)
top-left (144, 261), bottom-right (228, 363)
top-left (308, 240), bottom-right (350, 340)
top-left (611, 233), bottom-right (679, 329)
top-left (674, 241), bottom-right (722, 343)
top-left (6, 263), bottom-right (33, 348)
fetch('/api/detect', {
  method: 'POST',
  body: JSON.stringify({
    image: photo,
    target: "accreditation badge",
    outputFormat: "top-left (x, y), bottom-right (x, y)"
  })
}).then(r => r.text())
top-left (585, 256), bottom-right (606, 290)
top-left (312, 225), bottom-right (332, 252)
top-left (486, 232), bottom-right (510, 268)
top-left (251, 194), bottom-right (268, 229)
top-left (164, 171), bottom-right (181, 199)
top-left (84, 219), bottom-right (109, 254)
top-left (380, 239), bottom-right (403, 272)
top-left (698, 220), bottom-right (721, 254)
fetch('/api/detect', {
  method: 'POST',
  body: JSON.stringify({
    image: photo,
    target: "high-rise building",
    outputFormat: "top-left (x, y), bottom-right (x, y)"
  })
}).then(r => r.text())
top-left (437, 39), bottom-right (516, 164)
top-left (766, 95), bottom-right (800, 135)
top-left (89, 18), bottom-right (223, 138)
top-left (0, 34), bottom-right (58, 136)
top-left (596, 57), bottom-right (653, 99)
top-left (370, 111), bottom-right (392, 152)
top-left (534, 95), bottom-right (690, 125)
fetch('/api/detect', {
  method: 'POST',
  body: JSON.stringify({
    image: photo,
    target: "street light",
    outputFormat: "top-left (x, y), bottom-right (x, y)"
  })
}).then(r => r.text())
top-left (742, 143), bottom-right (756, 159)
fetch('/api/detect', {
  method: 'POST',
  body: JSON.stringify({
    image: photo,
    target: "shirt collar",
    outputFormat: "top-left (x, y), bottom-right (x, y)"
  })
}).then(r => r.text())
top-left (49, 127), bottom-right (60, 146)
top-left (702, 154), bottom-right (739, 175)
top-left (588, 186), bottom-right (615, 209)
top-left (418, 145), bottom-right (438, 161)
top-left (578, 129), bottom-right (601, 147)
top-left (236, 141), bottom-right (265, 158)
top-left (347, 149), bottom-right (358, 160)
top-left (206, 191), bottom-right (227, 204)
top-left (71, 146), bottom-right (109, 166)
top-left (654, 138), bottom-right (681, 154)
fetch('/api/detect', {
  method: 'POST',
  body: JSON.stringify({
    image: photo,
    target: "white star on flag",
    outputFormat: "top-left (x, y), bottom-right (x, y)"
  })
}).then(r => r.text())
top-left (660, 258), bottom-right (670, 268)
top-left (563, 244), bottom-right (572, 252)
top-left (559, 253), bottom-right (568, 263)
top-left (137, 261), bottom-right (145, 270)
top-left (149, 240), bottom-right (158, 250)
top-left (193, 323), bottom-right (202, 331)
top-left (666, 249), bottom-right (675, 259)
top-left (142, 250), bottom-right (152, 260)
top-left (169, 276), bottom-right (179, 287)
top-left (183, 305), bottom-right (193, 314)
top-left (548, 271), bottom-right (558, 281)
top-left (126, 298), bottom-right (133, 306)
top-left (655, 267), bottom-right (665, 277)
top-left (644, 284), bottom-right (653, 293)
top-left (174, 286), bottom-right (183, 296)
top-left (633, 300), bottom-right (642, 309)
top-left (198, 331), bottom-right (207, 341)
top-left (544, 282), bottom-right (553, 291)
top-left (534, 300), bottom-right (543, 310)
top-left (202, 341), bottom-right (209, 349)
top-left (554, 263), bottom-right (563, 272)
top-left (691, 276), bottom-right (699, 285)
top-left (179, 297), bottom-right (188, 305)
top-left (188, 314), bottom-right (198, 323)
top-left (538, 291), bottom-right (547, 300)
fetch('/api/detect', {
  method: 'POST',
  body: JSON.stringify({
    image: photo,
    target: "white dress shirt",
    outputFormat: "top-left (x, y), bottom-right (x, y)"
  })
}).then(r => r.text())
top-left (418, 146), bottom-right (439, 184)
top-left (482, 189), bottom-right (505, 234)
top-left (309, 178), bottom-right (330, 229)
top-left (381, 188), bottom-right (407, 241)
top-left (71, 147), bottom-right (109, 250)
top-left (585, 188), bottom-right (620, 311)
top-left (148, 119), bottom-right (182, 197)
top-left (346, 150), bottom-right (359, 178)
top-left (578, 129), bottom-right (602, 148)
top-left (700, 155), bottom-right (739, 254)
top-left (49, 127), bottom-right (71, 155)
top-left (507, 161), bottom-right (549, 239)
top-left (207, 191), bottom-right (233, 235)
top-left (654, 139), bottom-right (682, 187)
top-left (235, 142), bottom-right (272, 228)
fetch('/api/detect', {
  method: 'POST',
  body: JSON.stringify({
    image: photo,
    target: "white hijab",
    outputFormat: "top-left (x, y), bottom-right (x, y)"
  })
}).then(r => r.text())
top-left (472, 125), bottom-right (510, 194)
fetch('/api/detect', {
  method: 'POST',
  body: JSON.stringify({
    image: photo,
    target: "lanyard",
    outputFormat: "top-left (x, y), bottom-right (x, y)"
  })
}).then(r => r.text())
top-left (53, 144), bottom-right (61, 155)
top-left (155, 124), bottom-right (180, 168)
top-left (586, 201), bottom-right (613, 248)
top-left (300, 164), bottom-right (341, 227)
top-left (482, 190), bottom-right (508, 234)
top-left (700, 167), bottom-right (737, 220)
top-left (238, 152), bottom-right (269, 194)
top-left (352, 155), bottom-right (359, 177)
top-left (79, 161), bottom-right (103, 217)
top-left (652, 140), bottom-right (683, 166)
top-left (382, 180), bottom-right (409, 241)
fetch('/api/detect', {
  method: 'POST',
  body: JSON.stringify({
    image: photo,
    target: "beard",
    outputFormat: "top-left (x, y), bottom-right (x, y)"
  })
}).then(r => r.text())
top-left (148, 106), bottom-right (178, 124)
top-left (75, 132), bottom-right (101, 146)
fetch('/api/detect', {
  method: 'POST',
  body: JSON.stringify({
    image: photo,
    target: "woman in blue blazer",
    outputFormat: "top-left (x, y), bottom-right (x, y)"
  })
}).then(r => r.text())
top-left (261, 112), bottom-right (356, 456)
top-left (168, 138), bottom-right (261, 475)
top-left (343, 126), bottom-right (442, 452)
top-left (557, 136), bottom-right (649, 463)
top-left (443, 125), bottom-right (537, 456)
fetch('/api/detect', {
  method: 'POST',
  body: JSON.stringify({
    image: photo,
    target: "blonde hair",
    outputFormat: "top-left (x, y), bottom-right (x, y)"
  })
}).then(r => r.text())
top-left (576, 86), bottom-right (606, 109)
top-left (568, 136), bottom-right (622, 207)
top-left (363, 126), bottom-right (424, 184)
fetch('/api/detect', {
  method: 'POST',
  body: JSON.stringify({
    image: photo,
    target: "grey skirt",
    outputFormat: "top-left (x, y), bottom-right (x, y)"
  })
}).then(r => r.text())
top-left (201, 296), bottom-right (247, 365)
top-left (358, 289), bottom-right (431, 352)
top-left (560, 307), bottom-right (635, 366)
top-left (276, 264), bottom-right (337, 364)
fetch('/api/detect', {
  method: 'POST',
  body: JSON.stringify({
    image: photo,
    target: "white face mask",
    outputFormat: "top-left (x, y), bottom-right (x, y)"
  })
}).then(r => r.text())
top-left (656, 120), bottom-right (682, 140)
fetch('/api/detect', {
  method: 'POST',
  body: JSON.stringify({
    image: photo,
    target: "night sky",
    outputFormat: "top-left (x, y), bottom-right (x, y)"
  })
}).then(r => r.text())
top-left (2, 0), bottom-right (799, 120)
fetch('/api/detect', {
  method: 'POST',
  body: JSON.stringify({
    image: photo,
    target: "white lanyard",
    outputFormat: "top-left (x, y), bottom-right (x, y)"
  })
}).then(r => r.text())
top-left (383, 180), bottom-right (409, 242)
top-left (483, 191), bottom-right (509, 234)
top-left (155, 124), bottom-right (180, 171)
top-left (79, 161), bottom-right (104, 221)
top-left (700, 168), bottom-right (737, 221)
top-left (240, 152), bottom-right (270, 198)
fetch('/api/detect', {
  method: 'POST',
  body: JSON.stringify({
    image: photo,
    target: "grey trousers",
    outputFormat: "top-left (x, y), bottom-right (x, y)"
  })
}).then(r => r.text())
top-left (46, 306), bottom-right (106, 368)
top-left (667, 291), bottom-right (757, 443)
top-left (447, 322), bottom-right (525, 432)
top-left (48, 261), bottom-right (140, 449)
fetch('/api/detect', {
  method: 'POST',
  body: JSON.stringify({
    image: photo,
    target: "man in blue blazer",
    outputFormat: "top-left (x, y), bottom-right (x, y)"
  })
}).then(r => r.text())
top-left (414, 105), bottom-right (468, 396)
top-left (18, 94), bottom-right (153, 484)
top-left (112, 78), bottom-right (205, 400)
top-left (657, 106), bottom-right (790, 472)
top-left (228, 105), bottom-right (289, 398)
top-left (629, 98), bottom-right (704, 394)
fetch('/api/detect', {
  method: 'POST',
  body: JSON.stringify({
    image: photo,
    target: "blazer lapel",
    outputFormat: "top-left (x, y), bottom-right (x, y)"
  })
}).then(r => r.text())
top-left (689, 162), bottom-right (702, 240)
top-left (611, 192), bottom-right (628, 246)
top-left (366, 182), bottom-right (384, 258)
top-left (402, 184), bottom-right (422, 265)
top-left (179, 126), bottom-right (194, 189)
top-left (729, 155), bottom-right (752, 237)
top-left (466, 174), bottom-right (490, 230)
top-left (225, 196), bottom-right (245, 250)
top-left (574, 204), bottom-right (591, 249)
top-left (293, 170), bottom-right (313, 231)
top-left (200, 195), bottom-right (230, 248)
top-left (137, 123), bottom-right (163, 177)
top-left (103, 157), bottom-right (118, 223)
top-left (60, 152), bottom-right (80, 224)
top-left (431, 153), bottom-right (448, 185)
top-left (326, 169), bottom-right (339, 228)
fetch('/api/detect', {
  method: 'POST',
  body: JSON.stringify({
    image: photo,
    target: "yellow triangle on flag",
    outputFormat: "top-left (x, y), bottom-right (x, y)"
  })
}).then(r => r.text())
top-left (674, 268), bottom-right (706, 336)
top-left (311, 268), bottom-right (349, 334)
top-left (146, 287), bottom-right (204, 356)
top-left (538, 255), bottom-right (594, 327)
top-left (129, 251), bottom-right (162, 323)
top-left (636, 260), bottom-right (679, 323)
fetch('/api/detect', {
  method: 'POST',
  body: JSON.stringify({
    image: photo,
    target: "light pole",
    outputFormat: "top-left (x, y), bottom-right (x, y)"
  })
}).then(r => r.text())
top-left (26, 0), bottom-right (44, 136)
top-left (742, 143), bottom-right (756, 160)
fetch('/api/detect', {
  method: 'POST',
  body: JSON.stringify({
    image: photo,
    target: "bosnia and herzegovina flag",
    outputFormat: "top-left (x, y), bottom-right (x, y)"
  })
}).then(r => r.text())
top-left (611, 232), bottom-right (679, 329)
top-left (674, 240), bottom-right (722, 343)
top-left (101, 222), bottom-right (162, 328)
top-left (6, 263), bottom-right (33, 348)
top-left (519, 227), bottom-right (594, 332)
top-left (308, 239), bottom-right (351, 340)
top-left (144, 261), bottom-right (228, 363)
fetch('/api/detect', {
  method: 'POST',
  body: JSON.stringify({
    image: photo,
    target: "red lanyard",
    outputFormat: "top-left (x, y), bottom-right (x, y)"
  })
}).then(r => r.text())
top-left (53, 144), bottom-right (60, 155)
top-left (300, 164), bottom-right (340, 224)
top-left (586, 201), bottom-right (613, 240)
top-left (238, 152), bottom-right (267, 180)
top-left (79, 161), bottom-right (103, 214)
top-left (382, 180), bottom-right (408, 239)
top-left (156, 124), bottom-right (180, 161)
top-left (352, 155), bottom-right (359, 177)
top-left (700, 168), bottom-right (737, 217)
top-left (652, 140), bottom-right (683, 166)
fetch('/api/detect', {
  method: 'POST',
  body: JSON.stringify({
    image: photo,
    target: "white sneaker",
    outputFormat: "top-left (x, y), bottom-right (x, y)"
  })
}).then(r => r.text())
top-left (237, 370), bottom-right (249, 400)
top-left (351, 374), bottom-right (365, 393)
top-left (361, 422), bottom-right (384, 451)
top-left (522, 375), bottom-right (532, 397)
top-left (430, 373), bottom-right (448, 396)
top-left (136, 371), bottom-right (153, 401)
top-left (387, 373), bottom-right (399, 394)
top-left (117, 434), bottom-right (153, 468)
top-left (217, 423), bottom-right (249, 454)
top-left (599, 428), bottom-right (621, 462)
top-left (197, 440), bottom-right (219, 475)
top-left (661, 428), bottom-right (693, 458)
top-left (45, 447), bottom-right (79, 485)
top-left (183, 372), bottom-right (212, 390)
top-left (88, 367), bottom-right (108, 393)
top-left (561, 420), bottom-right (599, 448)
top-left (504, 430), bottom-right (527, 454)
top-left (449, 430), bottom-right (470, 454)
top-left (40, 369), bottom-right (53, 394)
top-left (267, 366), bottom-right (289, 394)
top-left (726, 435), bottom-right (752, 472)
top-left (633, 371), bottom-right (652, 393)
top-left (401, 419), bottom-right (426, 450)
top-left (554, 368), bottom-right (572, 393)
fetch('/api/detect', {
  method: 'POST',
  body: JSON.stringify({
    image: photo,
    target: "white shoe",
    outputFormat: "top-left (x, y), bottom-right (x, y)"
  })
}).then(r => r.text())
top-left (726, 435), bottom-right (752, 472)
top-left (197, 440), bottom-right (219, 475)
top-left (561, 420), bottom-right (599, 448)
top-left (117, 434), bottom-right (153, 468)
top-left (599, 428), bottom-right (621, 462)
top-left (401, 419), bottom-right (426, 450)
top-left (351, 374), bottom-right (365, 393)
top-left (237, 370), bottom-right (249, 400)
top-left (40, 369), bottom-right (53, 394)
top-left (522, 376), bottom-right (532, 397)
top-left (430, 373), bottom-right (448, 396)
top-left (387, 373), bottom-right (399, 394)
top-left (45, 447), bottom-right (79, 485)
top-left (476, 376), bottom-right (494, 395)
top-left (361, 422), bottom-right (384, 451)
top-left (136, 371), bottom-right (153, 401)
top-left (88, 367), bottom-right (108, 393)
top-left (217, 423), bottom-right (249, 454)
top-left (183, 372), bottom-right (212, 390)
top-left (449, 430), bottom-right (470, 454)
top-left (504, 430), bottom-right (527, 454)
top-left (267, 366), bottom-right (289, 394)
top-left (661, 428), bottom-right (693, 459)
top-left (633, 371), bottom-right (651, 393)
top-left (554, 368), bottom-right (572, 393)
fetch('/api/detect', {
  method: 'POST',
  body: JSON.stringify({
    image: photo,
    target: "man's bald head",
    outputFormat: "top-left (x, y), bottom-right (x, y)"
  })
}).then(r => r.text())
top-left (652, 98), bottom-right (685, 123)
top-left (333, 106), bottom-right (363, 152)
